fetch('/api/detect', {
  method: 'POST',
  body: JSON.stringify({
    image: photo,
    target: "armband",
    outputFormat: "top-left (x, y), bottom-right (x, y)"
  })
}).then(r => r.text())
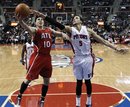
top-left (45, 16), bottom-right (65, 30)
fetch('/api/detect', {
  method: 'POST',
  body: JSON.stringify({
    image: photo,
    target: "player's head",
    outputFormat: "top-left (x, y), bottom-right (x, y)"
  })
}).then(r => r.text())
top-left (35, 17), bottom-right (44, 28)
top-left (72, 15), bottom-right (83, 25)
top-left (27, 36), bottom-right (32, 44)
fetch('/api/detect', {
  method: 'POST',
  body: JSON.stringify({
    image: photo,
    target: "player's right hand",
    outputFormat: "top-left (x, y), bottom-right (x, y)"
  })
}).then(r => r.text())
top-left (20, 59), bottom-right (25, 65)
top-left (31, 10), bottom-right (46, 19)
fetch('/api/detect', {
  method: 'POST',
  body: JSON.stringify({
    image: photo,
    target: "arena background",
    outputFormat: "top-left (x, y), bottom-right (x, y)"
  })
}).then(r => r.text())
top-left (0, 0), bottom-right (130, 107)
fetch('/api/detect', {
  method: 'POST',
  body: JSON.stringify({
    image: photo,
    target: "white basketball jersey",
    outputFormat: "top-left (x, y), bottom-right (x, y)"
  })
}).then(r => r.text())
top-left (26, 42), bottom-right (34, 60)
top-left (71, 26), bottom-right (92, 56)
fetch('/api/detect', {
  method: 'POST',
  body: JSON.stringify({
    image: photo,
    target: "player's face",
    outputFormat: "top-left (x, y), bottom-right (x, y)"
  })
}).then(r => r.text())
top-left (35, 17), bottom-right (44, 27)
top-left (27, 36), bottom-right (32, 43)
top-left (28, 38), bottom-right (31, 44)
top-left (72, 16), bottom-right (82, 25)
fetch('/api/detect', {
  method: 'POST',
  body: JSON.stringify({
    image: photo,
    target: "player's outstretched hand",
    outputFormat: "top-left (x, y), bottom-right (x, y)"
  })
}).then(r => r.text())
top-left (31, 9), bottom-right (46, 18)
top-left (115, 48), bottom-right (128, 54)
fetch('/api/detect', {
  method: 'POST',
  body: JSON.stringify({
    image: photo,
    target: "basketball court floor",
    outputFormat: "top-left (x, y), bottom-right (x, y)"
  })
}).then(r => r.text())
top-left (0, 43), bottom-right (130, 107)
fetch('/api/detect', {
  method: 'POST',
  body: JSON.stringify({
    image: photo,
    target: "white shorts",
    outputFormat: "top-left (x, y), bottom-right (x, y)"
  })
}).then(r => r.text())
top-left (73, 55), bottom-right (95, 80)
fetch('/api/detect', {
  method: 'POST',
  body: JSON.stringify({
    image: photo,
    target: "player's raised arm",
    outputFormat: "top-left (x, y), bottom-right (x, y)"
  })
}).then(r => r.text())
top-left (49, 28), bottom-right (70, 41)
top-left (15, 14), bottom-right (36, 36)
top-left (87, 28), bottom-right (127, 53)
top-left (32, 10), bottom-right (72, 33)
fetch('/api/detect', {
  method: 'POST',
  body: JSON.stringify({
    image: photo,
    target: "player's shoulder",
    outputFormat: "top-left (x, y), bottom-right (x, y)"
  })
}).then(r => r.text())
top-left (45, 27), bottom-right (52, 31)
top-left (82, 25), bottom-right (87, 29)
top-left (30, 27), bottom-right (37, 32)
top-left (44, 27), bottom-right (53, 34)
top-left (87, 27), bottom-right (94, 32)
top-left (25, 42), bottom-right (30, 47)
top-left (71, 26), bottom-right (76, 31)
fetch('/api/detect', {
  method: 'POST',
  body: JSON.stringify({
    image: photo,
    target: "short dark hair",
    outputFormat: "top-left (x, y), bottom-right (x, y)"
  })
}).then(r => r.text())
top-left (72, 15), bottom-right (83, 22)
top-left (35, 16), bottom-right (42, 22)
top-left (78, 15), bottom-right (83, 22)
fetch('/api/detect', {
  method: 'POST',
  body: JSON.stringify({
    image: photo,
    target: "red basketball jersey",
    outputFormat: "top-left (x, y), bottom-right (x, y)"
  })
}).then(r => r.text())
top-left (26, 28), bottom-right (53, 80)
top-left (33, 28), bottom-right (52, 55)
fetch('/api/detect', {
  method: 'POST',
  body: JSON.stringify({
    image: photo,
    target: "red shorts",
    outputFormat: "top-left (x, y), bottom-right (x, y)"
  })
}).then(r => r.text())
top-left (28, 51), bottom-right (37, 70)
top-left (26, 54), bottom-right (52, 80)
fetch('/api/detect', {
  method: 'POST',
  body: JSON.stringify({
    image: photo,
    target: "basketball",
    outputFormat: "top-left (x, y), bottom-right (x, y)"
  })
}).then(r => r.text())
top-left (15, 3), bottom-right (30, 18)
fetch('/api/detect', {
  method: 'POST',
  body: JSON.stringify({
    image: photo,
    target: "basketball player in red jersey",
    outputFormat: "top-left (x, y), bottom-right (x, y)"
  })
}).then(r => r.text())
top-left (31, 10), bottom-right (128, 107)
top-left (15, 14), bottom-right (67, 106)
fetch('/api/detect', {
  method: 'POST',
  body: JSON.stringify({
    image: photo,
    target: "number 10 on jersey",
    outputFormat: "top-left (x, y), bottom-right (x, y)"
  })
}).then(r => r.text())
top-left (44, 41), bottom-right (51, 48)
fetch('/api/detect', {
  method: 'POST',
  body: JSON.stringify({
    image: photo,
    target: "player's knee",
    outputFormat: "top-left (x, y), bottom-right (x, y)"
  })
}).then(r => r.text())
top-left (43, 78), bottom-right (50, 86)
top-left (77, 80), bottom-right (83, 87)
top-left (76, 80), bottom-right (83, 96)
top-left (85, 79), bottom-right (92, 95)
top-left (85, 79), bottom-right (91, 86)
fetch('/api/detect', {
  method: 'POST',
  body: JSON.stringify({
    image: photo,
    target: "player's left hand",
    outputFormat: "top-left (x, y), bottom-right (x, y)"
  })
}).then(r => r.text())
top-left (15, 13), bottom-right (23, 22)
top-left (115, 48), bottom-right (128, 54)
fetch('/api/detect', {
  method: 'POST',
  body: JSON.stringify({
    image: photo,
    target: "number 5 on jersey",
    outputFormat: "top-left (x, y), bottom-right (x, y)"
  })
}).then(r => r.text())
top-left (79, 40), bottom-right (82, 46)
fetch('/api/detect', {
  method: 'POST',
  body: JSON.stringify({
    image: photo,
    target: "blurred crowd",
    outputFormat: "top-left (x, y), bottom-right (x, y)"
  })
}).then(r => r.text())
top-left (0, 0), bottom-right (129, 45)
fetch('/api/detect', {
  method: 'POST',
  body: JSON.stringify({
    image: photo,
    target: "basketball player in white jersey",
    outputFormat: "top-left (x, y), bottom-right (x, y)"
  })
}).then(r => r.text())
top-left (21, 37), bottom-right (34, 70)
top-left (32, 10), bottom-right (127, 107)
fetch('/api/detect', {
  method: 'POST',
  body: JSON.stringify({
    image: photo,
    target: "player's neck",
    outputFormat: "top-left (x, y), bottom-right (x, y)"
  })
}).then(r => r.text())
top-left (37, 26), bottom-right (44, 29)
top-left (75, 24), bottom-right (82, 32)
